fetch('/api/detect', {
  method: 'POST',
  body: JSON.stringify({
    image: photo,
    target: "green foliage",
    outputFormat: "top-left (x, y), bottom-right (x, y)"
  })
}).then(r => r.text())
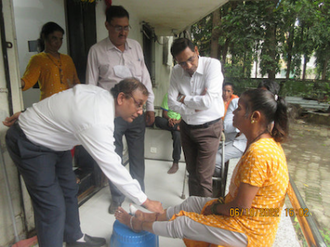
top-left (292, 217), bottom-right (309, 247)
top-left (303, 0), bottom-right (330, 80)
top-left (320, 227), bottom-right (330, 245)
top-left (290, 217), bottom-right (330, 247)
top-left (224, 78), bottom-right (330, 101)
top-left (191, 15), bottom-right (213, 56)
top-left (223, 78), bottom-right (260, 96)
top-left (190, 0), bottom-right (330, 81)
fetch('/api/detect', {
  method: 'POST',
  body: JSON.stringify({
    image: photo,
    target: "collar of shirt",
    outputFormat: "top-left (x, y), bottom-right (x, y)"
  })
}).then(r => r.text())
top-left (106, 37), bottom-right (132, 52)
top-left (180, 56), bottom-right (205, 78)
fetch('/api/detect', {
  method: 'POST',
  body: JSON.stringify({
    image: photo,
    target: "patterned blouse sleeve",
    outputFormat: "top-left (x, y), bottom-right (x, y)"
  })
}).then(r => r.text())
top-left (21, 55), bottom-right (41, 91)
top-left (238, 143), bottom-right (268, 187)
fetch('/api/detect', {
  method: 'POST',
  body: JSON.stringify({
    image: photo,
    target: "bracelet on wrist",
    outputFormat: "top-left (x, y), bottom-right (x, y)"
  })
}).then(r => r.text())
top-left (218, 197), bottom-right (225, 204)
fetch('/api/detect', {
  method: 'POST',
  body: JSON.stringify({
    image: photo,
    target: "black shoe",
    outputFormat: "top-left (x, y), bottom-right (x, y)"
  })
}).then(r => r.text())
top-left (108, 201), bottom-right (121, 214)
top-left (66, 234), bottom-right (106, 247)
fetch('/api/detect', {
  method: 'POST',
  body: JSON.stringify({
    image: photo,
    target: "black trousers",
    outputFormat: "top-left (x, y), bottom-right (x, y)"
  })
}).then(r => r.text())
top-left (108, 114), bottom-right (146, 205)
top-left (5, 123), bottom-right (82, 247)
top-left (155, 116), bottom-right (181, 162)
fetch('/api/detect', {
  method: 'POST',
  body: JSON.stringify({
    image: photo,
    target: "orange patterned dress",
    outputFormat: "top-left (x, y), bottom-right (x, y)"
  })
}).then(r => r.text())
top-left (171, 138), bottom-right (289, 247)
top-left (22, 52), bottom-right (80, 100)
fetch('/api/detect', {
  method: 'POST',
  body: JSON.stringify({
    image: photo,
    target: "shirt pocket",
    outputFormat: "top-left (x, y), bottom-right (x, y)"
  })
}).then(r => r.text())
top-left (126, 60), bottom-right (142, 81)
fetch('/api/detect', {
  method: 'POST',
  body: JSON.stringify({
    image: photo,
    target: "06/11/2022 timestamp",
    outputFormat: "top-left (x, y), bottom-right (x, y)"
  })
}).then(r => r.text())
top-left (229, 207), bottom-right (310, 217)
top-left (285, 208), bottom-right (309, 217)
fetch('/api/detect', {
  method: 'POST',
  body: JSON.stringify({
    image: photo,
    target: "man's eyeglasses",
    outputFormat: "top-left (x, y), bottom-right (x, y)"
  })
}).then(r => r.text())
top-left (109, 24), bottom-right (131, 32)
top-left (129, 94), bottom-right (144, 110)
top-left (178, 54), bottom-right (197, 67)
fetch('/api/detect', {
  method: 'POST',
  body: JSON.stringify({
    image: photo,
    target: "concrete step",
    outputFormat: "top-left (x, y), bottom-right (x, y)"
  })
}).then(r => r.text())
top-left (285, 96), bottom-right (329, 111)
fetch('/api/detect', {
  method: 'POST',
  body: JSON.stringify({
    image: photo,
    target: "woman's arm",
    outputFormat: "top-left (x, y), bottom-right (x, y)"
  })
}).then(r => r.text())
top-left (204, 182), bottom-right (259, 216)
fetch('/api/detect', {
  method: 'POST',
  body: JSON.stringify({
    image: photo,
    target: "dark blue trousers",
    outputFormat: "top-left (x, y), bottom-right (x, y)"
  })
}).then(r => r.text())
top-left (5, 123), bottom-right (82, 247)
top-left (154, 116), bottom-right (181, 162)
top-left (108, 114), bottom-right (146, 205)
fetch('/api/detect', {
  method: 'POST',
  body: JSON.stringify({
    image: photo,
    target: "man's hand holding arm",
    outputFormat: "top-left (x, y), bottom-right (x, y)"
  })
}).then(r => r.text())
top-left (142, 198), bottom-right (164, 214)
top-left (183, 60), bottom-right (223, 111)
top-left (145, 111), bottom-right (155, 127)
top-left (137, 47), bottom-right (155, 126)
top-left (168, 73), bottom-right (195, 116)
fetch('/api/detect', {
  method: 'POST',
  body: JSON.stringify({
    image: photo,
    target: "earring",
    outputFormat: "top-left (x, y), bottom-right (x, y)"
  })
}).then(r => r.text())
top-left (251, 119), bottom-right (255, 124)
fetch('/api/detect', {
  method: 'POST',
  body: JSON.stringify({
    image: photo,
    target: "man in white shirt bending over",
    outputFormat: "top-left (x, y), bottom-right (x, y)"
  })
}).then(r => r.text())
top-left (168, 38), bottom-right (224, 197)
top-left (3, 78), bottom-right (163, 247)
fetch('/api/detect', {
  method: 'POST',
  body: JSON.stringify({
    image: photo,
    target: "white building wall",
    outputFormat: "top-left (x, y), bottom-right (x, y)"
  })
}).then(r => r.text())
top-left (0, 0), bottom-right (26, 245)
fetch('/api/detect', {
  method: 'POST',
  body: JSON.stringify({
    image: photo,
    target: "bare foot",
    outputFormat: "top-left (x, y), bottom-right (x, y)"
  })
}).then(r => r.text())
top-left (129, 204), bottom-right (158, 222)
top-left (115, 207), bottom-right (142, 232)
top-left (167, 163), bottom-right (179, 174)
top-left (136, 210), bottom-right (159, 222)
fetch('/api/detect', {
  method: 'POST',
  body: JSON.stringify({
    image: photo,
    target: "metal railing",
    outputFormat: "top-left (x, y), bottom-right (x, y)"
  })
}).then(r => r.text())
top-left (287, 174), bottom-right (327, 247)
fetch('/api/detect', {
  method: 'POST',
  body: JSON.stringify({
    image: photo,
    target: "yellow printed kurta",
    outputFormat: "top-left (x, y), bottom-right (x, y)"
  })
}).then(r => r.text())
top-left (172, 138), bottom-right (289, 247)
top-left (22, 53), bottom-right (80, 100)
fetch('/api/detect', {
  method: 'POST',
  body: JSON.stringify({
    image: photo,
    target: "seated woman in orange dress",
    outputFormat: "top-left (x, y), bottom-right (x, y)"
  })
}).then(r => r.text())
top-left (115, 88), bottom-right (289, 247)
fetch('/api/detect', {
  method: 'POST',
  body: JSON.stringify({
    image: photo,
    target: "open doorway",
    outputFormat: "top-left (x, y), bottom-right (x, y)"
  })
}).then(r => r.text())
top-left (66, 0), bottom-right (97, 84)
top-left (66, 1), bottom-right (104, 203)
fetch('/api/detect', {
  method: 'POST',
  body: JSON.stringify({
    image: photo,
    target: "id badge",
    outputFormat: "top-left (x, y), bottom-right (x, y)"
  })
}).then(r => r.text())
top-left (113, 65), bottom-right (133, 78)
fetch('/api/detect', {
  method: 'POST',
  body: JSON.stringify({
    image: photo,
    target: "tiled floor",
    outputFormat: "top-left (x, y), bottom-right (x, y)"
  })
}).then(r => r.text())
top-left (78, 159), bottom-right (299, 247)
top-left (78, 159), bottom-right (188, 246)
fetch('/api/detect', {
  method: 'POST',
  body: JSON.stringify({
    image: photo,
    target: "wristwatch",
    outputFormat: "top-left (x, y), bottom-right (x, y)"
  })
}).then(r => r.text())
top-left (177, 94), bottom-right (185, 102)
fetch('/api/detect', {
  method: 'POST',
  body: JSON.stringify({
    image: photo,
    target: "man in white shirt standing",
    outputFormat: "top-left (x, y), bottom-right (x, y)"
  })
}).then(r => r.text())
top-left (86, 5), bottom-right (155, 214)
top-left (3, 78), bottom-right (163, 247)
top-left (168, 38), bottom-right (224, 197)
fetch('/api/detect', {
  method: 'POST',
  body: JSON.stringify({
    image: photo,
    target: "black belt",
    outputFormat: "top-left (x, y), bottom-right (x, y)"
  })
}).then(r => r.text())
top-left (184, 118), bottom-right (221, 129)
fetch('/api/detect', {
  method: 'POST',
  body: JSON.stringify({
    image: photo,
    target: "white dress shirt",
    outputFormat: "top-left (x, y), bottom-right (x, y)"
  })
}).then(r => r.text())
top-left (18, 84), bottom-right (147, 205)
top-left (168, 56), bottom-right (224, 125)
top-left (86, 37), bottom-right (154, 111)
top-left (224, 98), bottom-right (247, 152)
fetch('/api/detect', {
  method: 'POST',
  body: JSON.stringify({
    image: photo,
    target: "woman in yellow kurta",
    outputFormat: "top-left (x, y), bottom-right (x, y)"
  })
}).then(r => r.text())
top-left (115, 88), bottom-right (289, 247)
top-left (21, 22), bottom-right (80, 101)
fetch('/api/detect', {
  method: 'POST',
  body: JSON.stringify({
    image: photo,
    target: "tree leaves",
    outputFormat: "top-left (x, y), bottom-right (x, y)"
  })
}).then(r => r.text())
top-left (190, 0), bottom-right (330, 80)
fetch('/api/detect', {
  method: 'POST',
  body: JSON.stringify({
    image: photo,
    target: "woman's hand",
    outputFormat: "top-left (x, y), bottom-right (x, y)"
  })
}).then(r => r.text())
top-left (3, 112), bottom-right (21, 127)
top-left (203, 203), bottom-right (217, 216)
